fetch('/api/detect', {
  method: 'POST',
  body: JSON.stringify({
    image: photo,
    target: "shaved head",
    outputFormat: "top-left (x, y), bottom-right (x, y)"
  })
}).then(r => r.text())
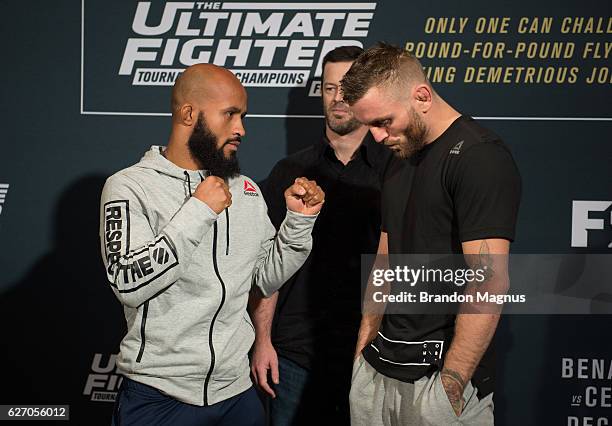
top-left (171, 64), bottom-right (245, 119)
top-left (165, 63), bottom-right (248, 175)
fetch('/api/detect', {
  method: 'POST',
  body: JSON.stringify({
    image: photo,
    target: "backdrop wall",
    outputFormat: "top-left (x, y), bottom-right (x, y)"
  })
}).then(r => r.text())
top-left (0, 1), bottom-right (610, 424)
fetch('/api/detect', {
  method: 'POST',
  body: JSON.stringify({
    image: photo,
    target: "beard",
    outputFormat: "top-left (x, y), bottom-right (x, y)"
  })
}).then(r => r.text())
top-left (395, 107), bottom-right (428, 159)
top-left (188, 113), bottom-right (240, 180)
top-left (324, 101), bottom-right (361, 136)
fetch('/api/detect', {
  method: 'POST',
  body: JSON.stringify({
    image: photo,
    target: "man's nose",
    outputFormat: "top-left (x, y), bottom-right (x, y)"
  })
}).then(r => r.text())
top-left (333, 88), bottom-right (344, 103)
top-left (234, 119), bottom-right (246, 137)
top-left (370, 127), bottom-right (388, 143)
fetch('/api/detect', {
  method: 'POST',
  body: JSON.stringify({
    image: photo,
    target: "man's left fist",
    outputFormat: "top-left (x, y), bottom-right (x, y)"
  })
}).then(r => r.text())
top-left (284, 177), bottom-right (325, 215)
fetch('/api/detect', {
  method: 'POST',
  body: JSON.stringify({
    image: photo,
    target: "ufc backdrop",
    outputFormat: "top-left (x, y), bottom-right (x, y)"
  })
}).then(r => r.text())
top-left (0, 0), bottom-right (610, 424)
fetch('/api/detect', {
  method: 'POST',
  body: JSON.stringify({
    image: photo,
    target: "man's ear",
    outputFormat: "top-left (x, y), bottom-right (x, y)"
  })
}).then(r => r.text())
top-left (180, 104), bottom-right (195, 126)
top-left (413, 84), bottom-right (433, 113)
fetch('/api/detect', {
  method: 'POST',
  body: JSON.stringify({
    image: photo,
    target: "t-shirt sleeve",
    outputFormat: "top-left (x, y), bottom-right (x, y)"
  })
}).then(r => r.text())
top-left (450, 142), bottom-right (522, 243)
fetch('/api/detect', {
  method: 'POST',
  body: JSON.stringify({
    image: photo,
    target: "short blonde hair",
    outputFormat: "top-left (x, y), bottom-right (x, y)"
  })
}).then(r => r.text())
top-left (341, 42), bottom-right (429, 105)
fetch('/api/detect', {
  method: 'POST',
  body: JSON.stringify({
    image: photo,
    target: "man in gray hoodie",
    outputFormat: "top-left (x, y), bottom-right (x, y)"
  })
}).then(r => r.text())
top-left (100, 64), bottom-right (324, 426)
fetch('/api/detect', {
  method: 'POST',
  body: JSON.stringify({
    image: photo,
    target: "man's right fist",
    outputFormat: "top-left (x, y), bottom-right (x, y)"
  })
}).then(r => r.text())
top-left (193, 176), bottom-right (232, 214)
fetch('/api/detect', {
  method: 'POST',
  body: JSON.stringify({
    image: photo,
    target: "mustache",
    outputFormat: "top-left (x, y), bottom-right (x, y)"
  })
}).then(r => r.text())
top-left (224, 136), bottom-right (242, 144)
top-left (329, 101), bottom-right (349, 111)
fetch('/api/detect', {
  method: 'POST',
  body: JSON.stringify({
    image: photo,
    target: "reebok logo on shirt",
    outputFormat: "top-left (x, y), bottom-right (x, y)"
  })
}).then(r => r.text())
top-left (450, 141), bottom-right (464, 155)
top-left (244, 180), bottom-right (259, 197)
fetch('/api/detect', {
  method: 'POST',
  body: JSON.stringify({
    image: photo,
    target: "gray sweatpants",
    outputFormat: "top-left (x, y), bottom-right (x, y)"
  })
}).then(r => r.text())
top-left (349, 356), bottom-right (494, 426)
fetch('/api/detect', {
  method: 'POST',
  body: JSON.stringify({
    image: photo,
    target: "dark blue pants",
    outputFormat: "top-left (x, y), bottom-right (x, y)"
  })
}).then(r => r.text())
top-left (269, 356), bottom-right (351, 426)
top-left (112, 377), bottom-right (265, 426)
top-left (269, 356), bottom-right (310, 426)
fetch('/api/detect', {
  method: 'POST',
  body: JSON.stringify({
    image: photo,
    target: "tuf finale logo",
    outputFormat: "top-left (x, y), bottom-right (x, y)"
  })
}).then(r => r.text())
top-left (561, 357), bottom-right (612, 425)
top-left (0, 183), bottom-right (8, 217)
top-left (83, 353), bottom-right (122, 402)
top-left (571, 201), bottom-right (612, 248)
top-left (118, 2), bottom-right (376, 96)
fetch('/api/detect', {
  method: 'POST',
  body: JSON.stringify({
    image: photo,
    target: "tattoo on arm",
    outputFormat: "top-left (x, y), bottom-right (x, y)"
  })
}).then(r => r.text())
top-left (441, 367), bottom-right (466, 388)
top-left (473, 240), bottom-right (495, 283)
top-left (440, 367), bottom-right (466, 415)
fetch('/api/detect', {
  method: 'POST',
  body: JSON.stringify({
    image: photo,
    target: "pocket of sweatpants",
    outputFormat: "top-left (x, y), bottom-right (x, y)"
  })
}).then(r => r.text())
top-left (433, 372), bottom-right (479, 420)
top-left (351, 355), bottom-right (378, 396)
top-left (351, 354), bottom-right (363, 382)
top-left (412, 374), bottom-right (430, 405)
top-left (419, 372), bottom-right (465, 423)
top-left (434, 372), bottom-right (462, 419)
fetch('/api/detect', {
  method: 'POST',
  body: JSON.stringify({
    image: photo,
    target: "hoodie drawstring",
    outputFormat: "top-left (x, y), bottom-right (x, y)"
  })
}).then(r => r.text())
top-left (225, 209), bottom-right (230, 256)
top-left (184, 171), bottom-right (192, 197)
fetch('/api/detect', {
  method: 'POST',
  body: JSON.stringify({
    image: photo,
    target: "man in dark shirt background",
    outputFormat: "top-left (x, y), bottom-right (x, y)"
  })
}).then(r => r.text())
top-left (342, 43), bottom-right (521, 425)
top-left (249, 46), bottom-right (391, 425)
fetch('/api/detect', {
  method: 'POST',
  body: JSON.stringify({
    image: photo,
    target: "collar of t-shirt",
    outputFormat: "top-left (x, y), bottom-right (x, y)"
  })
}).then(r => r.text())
top-left (317, 131), bottom-right (377, 169)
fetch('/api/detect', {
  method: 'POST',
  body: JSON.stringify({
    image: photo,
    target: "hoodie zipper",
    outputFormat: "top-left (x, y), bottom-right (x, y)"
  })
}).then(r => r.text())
top-left (188, 171), bottom-right (229, 405)
top-left (203, 222), bottom-right (227, 405)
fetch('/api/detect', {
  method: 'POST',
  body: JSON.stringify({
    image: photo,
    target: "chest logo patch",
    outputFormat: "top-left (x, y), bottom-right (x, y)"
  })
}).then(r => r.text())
top-left (450, 141), bottom-right (464, 155)
top-left (244, 180), bottom-right (259, 197)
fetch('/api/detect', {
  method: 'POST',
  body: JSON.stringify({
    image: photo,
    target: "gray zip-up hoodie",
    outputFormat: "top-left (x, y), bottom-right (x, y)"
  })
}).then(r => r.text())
top-left (99, 146), bottom-right (317, 406)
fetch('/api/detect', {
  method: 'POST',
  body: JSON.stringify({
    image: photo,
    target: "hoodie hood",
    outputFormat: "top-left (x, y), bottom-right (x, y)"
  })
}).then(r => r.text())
top-left (136, 145), bottom-right (209, 183)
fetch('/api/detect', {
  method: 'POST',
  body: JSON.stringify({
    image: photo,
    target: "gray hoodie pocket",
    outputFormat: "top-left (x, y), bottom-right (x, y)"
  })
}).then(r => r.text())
top-left (211, 314), bottom-right (255, 383)
top-left (242, 311), bottom-right (256, 335)
top-left (135, 301), bottom-right (149, 363)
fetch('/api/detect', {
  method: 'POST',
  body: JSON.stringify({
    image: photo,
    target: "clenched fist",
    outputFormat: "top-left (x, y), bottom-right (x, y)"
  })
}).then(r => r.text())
top-left (194, 176), bottom-right (232, 214)
top-left (284, 177), bottom-right (325, 215)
